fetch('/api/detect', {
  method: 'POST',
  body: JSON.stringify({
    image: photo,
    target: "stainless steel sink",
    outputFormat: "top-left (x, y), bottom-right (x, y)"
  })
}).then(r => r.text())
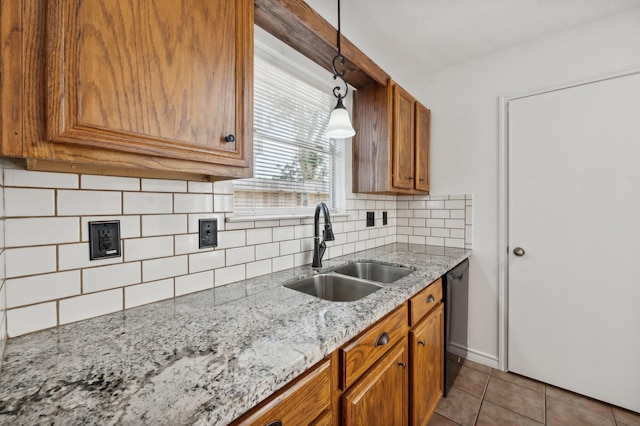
top-left (284, 274), bottom-right (382, 302)
top-left (334, 262), bottom-right (413, 283)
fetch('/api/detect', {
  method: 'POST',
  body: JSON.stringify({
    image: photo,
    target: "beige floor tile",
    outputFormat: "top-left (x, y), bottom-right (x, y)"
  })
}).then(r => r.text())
top-left (491, 369), bottom-right (545, 393)
top-left (462, 358), bottom-right (492, 374)
top-left (484, 376), bottom-right (545, 423)
top-left (435, 387), bottom-right (482, 426)
top-left (545, 385), bottom-right (613, 419)
top-left (613, 406), bottom-right (640, 426)
top-left (476, 401), bottom-right (544, 426)
top-left (428, 412), bottom-right (461, 425)
top-left (449, 364), bottom-right (489, 398)
top-left (546, 397), bottom-right (615, 426)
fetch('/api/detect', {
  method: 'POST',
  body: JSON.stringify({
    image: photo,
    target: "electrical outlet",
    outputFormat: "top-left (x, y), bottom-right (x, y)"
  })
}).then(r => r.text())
top-left (89, 221), bottom-right (121, 260)
top-left (366, 211), bottom-right (375, 227)
top-left (383, 211), bottom-right (388, 225)
top-left (199, 219), bottom-right (218, 248)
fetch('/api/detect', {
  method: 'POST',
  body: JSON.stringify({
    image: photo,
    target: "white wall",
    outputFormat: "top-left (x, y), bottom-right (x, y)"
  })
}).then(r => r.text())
top-left (402, 8), bottom-right (640, 363)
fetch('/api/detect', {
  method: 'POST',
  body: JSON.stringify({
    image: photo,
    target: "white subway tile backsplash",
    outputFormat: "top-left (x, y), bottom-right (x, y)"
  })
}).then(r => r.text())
top-left (213, 180), bottom-right (234, 194)
top-left (431, 228), bottom-right (450, 238)
top-left (81, 175), bottom-right (139, 191)
top-left (58, 190), bottom-right (122, 216)
top-left (272, 226), bottom-right (294, 242)
top-left (175, 271), bottom-right (213, 296)
top-left (4, 169), bottom-right (78, 189)
top-left (246, 259), bottom-right (272, 279)
top-left (124, 236), bottom-right (173, 262)
top-left (408, 218), bottom-right (426, 228)
top-left (215, 264), bottom-right (245, 286)
top-left (83, 262), bottom-right (141, 293)
top-left (426, 200), bottom-right (445, 209)
top-left (272, 255), bottom-right (294, 272)
top-left (216, 230), bottom-right (246, 249)
top-left (142, 214), bottom-right (187, 237)
top-left (174, 193), bottom-right (213, 213)
top-left (189, 250), bottom-right (225, 273)
top-left (59, 242), bottom-right (122, 270)
top-left (6, 246), bottom-right (57, 278)
top-left (430, 210), bottom-right (450, 219)
top-left (174, 233), bottom-right (203, 255)
top-left (7, 303), bottom-right (57, 337)
top-left (444, 219), bottom-right (465, 229)
top-left (279, 240), bottom-right (300, 256)
top-left (294, 251), bottom-right (313, 267)
top-left (246, 228), bottom-right (272, 245)
top-left (426, 219), bottom-right (445, 228)
top-left (188, 181), bottom-right (213, 193)
top-left (450, 210), bottom-right (466, 220)
top-left (4, 188), bottom-right (55, 217)
top-left (450, 229), bottom-right (465, 239)
top-left (445, 199), bottom-right (466, 209)
top-left (123, 192), bottom-right (172, 214)
top-left (141, 178), bottom-right (187, 193)
top-left (226, 246), bottom-right (255, 266)
top-left (225, 220), bottom-right (254, 230)
top-left (59, 289), bottom-right (122, 325)
top-left (213, 194), bottom-right (233, 212)
top-left (7, 271), bottom-right (80, 308)
top-left (445, 238), bottom-right (465, 248)
top-left (125, 279), bottom-right (174, 309)
top-left (5, 217), bottom-right (79, 247)
top-left (256, 243), bottom-right (280, 260)
top-left (142, 255), bottom-right (188, 282)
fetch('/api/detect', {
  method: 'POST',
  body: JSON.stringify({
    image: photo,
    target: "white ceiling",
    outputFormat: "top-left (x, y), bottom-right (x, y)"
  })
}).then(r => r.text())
top-left (304, 0), bottom-right (640, 83)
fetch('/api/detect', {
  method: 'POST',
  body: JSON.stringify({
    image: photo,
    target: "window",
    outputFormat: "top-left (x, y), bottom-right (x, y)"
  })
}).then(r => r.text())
top-left (233, 48), bottom-right (345, 216)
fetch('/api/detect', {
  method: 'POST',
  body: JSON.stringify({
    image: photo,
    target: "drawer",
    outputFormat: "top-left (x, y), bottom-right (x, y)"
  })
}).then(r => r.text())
top-left (232, 358), bottom-right (331, 426)
top-left (341, 303), bottom-right (408, 389)
top-left (409, 277), bottom-right (443, 326)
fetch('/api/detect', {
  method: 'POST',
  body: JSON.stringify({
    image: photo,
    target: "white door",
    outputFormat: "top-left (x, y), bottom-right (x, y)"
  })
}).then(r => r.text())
top-left (508, 72), bottom-right (640, 412)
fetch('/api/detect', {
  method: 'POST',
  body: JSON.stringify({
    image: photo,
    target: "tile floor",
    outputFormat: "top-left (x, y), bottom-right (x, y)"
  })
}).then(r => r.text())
top-left (430, 353), bottom-right (640, 426)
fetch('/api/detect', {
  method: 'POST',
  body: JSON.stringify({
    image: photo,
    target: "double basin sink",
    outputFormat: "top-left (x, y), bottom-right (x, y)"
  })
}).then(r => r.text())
top-left (284, 262), bottom-right (414, 302)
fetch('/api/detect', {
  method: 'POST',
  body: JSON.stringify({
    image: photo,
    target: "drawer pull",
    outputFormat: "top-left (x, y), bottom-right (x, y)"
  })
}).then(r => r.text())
top-left (398, 362), bottom-right (407, 368)
top-left (224, 134), bottom-right (236, 143)
top-left (375, 332), bottom-right (390, 346)
top-left (418, 341), bottom-right (425, 346)
top-left (265, 421), bottom-right (282, 426)
top-left (426, 294), bottom-right (435, 303)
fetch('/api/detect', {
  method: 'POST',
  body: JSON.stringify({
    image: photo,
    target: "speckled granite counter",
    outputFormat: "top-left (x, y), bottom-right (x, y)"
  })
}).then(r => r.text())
top-left (0, 243), bottom-right (470, 425)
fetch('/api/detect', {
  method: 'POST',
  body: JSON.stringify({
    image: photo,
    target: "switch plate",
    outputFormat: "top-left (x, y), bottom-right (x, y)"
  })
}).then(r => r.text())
top-left (199, 219), bottom-right (218, 248)
top-left (89, 221), bottom-right (121, 260)
top-left (366, 211), bottom-right (375, 227)
top-left (383, 211), bottom-right (388, 225)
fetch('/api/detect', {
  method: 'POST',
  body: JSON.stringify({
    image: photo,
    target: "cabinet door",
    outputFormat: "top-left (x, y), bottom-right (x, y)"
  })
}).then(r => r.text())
top-left (410, 303), bottom-right (444, 426)
top-left (45, 0), bottom-right (251, 168)
top-left (414, 103), bottom-right (430, 193)
top-left (343, 340), bottom-right (408, 426)
top-left (392, 85), bottom-right (415, 190)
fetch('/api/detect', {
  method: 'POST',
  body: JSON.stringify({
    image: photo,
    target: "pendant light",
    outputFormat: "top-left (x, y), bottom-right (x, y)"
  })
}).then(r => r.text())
top-left (326, 0), bottom-right (356, 139)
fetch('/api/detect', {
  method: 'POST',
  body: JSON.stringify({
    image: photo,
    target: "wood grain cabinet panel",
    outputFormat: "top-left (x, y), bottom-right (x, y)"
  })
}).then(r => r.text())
top-left (352, 80), bottom-right (430, 194)
top-left (409, 303), bottom-right (444, 426)
top-left (231, 359), bottom-right (332, 426)
top-left (342, 340), bottom-right (409, 426)
top-left (2, 0), bottom-right (253, 180)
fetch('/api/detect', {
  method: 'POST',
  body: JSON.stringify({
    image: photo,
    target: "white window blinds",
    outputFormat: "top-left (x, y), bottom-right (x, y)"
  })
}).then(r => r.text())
top-left (233, 53), bottom-right (342, 215)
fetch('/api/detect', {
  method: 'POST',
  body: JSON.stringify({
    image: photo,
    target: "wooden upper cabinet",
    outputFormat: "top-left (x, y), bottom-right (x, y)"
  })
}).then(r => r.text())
top-left (393, 85), bottom-right (416, 190)
top-left (3, 0), bottom-right (253, 179)
top-left (352, 80), bottom-right (431, 194)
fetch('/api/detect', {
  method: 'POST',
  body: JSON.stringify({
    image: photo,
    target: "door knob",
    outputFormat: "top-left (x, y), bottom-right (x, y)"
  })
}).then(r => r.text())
top-left (513, 247), bottom-right (525, 257)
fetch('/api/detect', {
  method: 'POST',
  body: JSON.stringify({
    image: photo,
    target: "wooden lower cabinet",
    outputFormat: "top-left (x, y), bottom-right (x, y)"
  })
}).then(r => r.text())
top-left (231, 358), bottom-right (332, 426)
top-left (409, 303), bottom-right (444, 426)
top-left (342, 340), bottom-right (409, 426)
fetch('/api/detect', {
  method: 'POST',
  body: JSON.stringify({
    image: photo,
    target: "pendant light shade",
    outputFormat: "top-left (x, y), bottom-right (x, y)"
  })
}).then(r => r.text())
top-left (326, 0), bottom-right (356, 139)
top-left (326, 98), bottom-right (355, 139)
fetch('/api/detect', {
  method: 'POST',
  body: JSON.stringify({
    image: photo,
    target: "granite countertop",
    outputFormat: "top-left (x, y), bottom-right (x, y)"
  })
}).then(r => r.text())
top-left (0, 243), bottom-right (471, 425)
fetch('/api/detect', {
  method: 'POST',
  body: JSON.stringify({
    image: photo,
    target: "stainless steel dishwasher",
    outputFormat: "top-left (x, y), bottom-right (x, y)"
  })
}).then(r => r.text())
top-left (442, 258), bottom-right (469, 397)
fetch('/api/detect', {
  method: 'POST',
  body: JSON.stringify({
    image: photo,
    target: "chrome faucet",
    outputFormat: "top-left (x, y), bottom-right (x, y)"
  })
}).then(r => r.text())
top-left (312, 202), bottom-right (335, 268)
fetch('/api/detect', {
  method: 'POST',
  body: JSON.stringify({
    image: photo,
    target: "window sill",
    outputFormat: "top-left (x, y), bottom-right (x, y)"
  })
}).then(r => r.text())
top-left (226, 212), bottom-right (350, 223)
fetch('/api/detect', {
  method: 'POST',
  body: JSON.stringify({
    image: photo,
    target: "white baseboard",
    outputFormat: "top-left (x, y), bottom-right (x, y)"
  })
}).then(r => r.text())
top-left (448, 342), bottom-right (500, 370)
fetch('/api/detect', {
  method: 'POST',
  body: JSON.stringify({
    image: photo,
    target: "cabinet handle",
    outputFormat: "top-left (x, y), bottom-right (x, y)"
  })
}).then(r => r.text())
top-left (419, 178), bottom-right (425, 182)
top-left (408, 177), bottom-right (414, 180)
top-left (265, 421), bottom-right (282, 426)
top-left (224, 134), bottom-right (236, 143)
top-left (426, 295), bottom-right (435, 303)
top-left (398, 362), bottom-right (407, 368)
top-left (418, 341), bottom-right (425, 346)
top-left (375, 332), bottom-right (390, 346)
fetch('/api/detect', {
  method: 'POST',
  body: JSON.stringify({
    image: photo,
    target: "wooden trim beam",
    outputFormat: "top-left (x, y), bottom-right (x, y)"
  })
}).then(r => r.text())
top-left (254, 0), bottom-right (389, 88)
